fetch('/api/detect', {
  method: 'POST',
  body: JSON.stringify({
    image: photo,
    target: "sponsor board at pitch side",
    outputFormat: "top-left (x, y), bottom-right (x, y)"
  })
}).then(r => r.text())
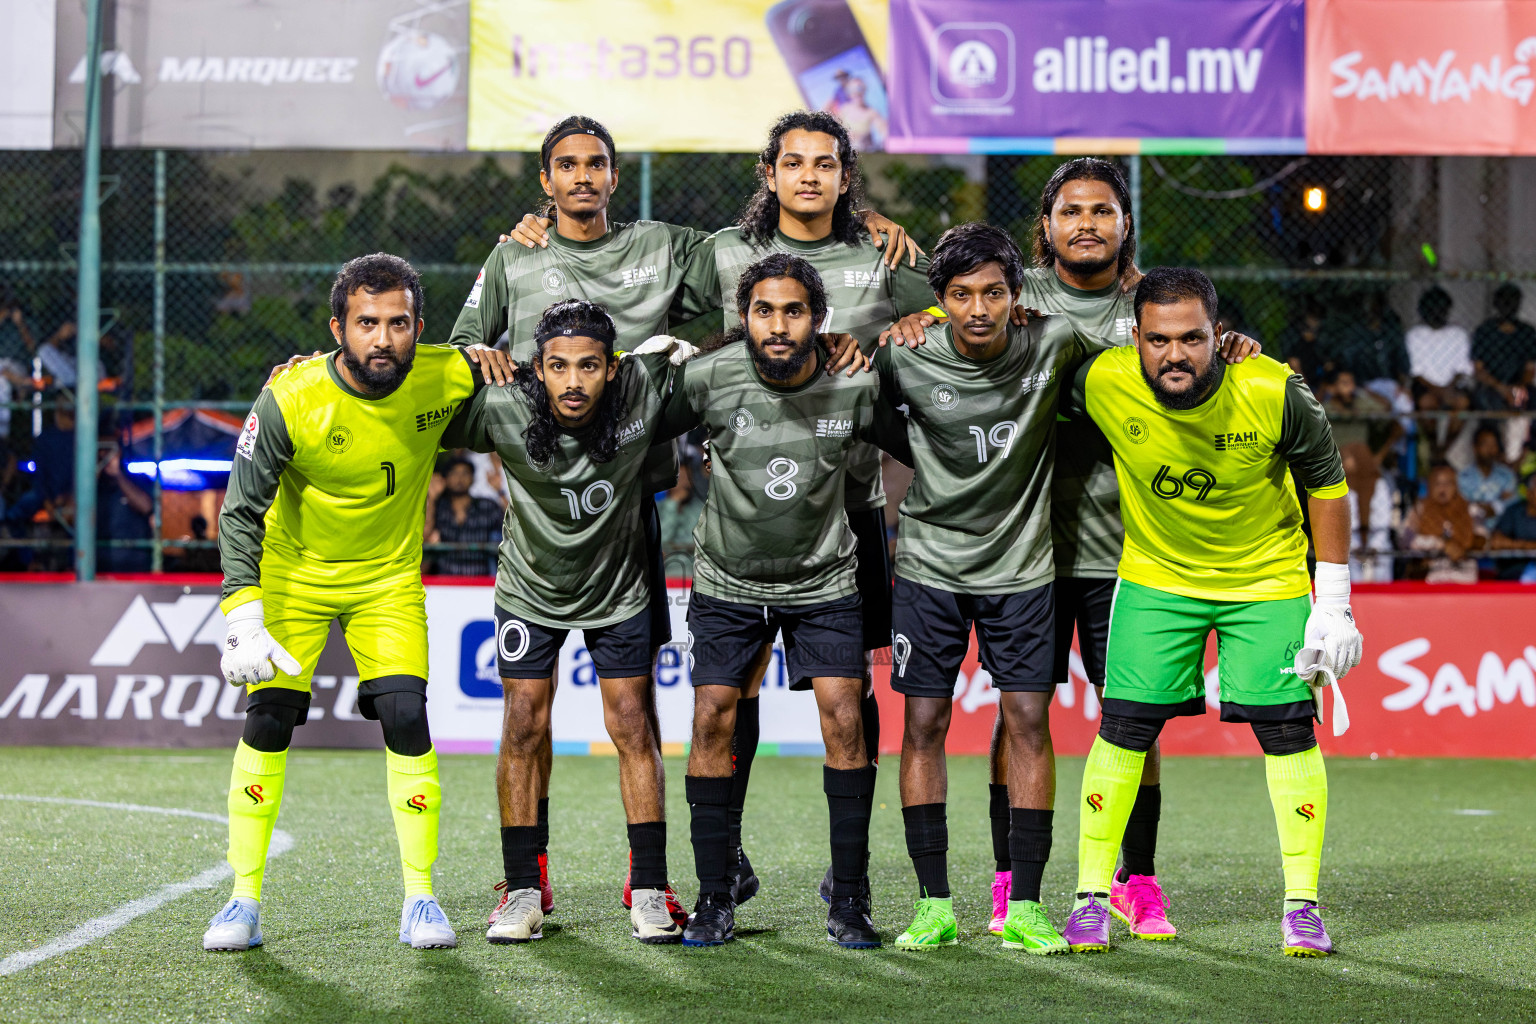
top-left (0, 583), bottom-right (377, 747)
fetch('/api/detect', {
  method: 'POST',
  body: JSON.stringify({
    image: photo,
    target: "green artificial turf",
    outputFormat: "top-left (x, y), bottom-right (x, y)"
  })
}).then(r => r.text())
top-left (1, 749), bottom-right (1533, 1023)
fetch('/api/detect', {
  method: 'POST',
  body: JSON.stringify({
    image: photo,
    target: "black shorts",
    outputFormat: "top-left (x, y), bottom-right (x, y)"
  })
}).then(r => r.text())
top-left (889, 576), bottom-right (1056, 698)
top-left (1052, 576), bottom-right (1116, 688)
top-left (848, 507), bottom-right (893, 652)
top-left (686, 590), bottom-right (864, 690)
top-left (494, 604), bottom-right (652, 680)
top-left (642, 498), bottom-right (673, 648)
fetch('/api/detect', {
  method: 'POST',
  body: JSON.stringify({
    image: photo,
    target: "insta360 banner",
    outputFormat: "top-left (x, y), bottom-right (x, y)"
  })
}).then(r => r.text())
top-left (468, 0), bottom-right (894, 152)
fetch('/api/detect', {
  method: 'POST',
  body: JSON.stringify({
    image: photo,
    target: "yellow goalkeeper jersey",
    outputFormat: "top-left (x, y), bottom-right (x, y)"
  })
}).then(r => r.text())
top-left (1071, 347), bottom-right (1347, 602)
top-left (219, 345), bottom-right (479, 611)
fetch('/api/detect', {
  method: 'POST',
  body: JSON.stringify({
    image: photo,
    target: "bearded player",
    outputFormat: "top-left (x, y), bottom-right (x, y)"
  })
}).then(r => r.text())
top-left (1061, 267), bottom-right (1360, 957)
top-left (204, 254), bottom-right (502, 952)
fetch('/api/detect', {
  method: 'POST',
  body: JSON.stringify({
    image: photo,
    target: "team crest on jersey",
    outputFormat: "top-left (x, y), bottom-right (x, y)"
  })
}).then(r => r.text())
top-left (616, 418), bottom-right (645, 447)
top-left (842, 269), bottom-right (878, 289)
top-left (930, 383), bottom-right (959, 410)
top-left (728, 408), bottom-right (755, 435)
top-left (622, 265), bottom-right (659, 288)
top-left (815, 418), bottom-right (853, 438)
top-left (236, 412), bottom-right (259, 460)
top-left (1123, 416), bottom-right (1149, 444)
top-left (541, 268), bottom-right (567, 295)
top-left (1019, 369), bottom-right (1054, 394)
top-left (326, 425), bottom-right (354, 454)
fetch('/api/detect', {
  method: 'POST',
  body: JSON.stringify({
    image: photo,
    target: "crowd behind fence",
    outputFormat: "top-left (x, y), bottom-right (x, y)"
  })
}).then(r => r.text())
top-left (0, 149), bottom-right (1534, 581)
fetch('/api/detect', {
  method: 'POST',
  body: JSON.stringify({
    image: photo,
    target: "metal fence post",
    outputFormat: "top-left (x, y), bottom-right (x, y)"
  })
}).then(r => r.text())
top-left (639, 152), bottom-right (653, 221)
top-left (1127, 154), bottom-right (1142, 256)
top-left (151, 149), bottom-right (166, 572)
top-left (73, 0), bottom-right (105, 581)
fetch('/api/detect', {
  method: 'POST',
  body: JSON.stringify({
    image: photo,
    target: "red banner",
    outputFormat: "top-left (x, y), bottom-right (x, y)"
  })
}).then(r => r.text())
top-left (1306, 0), bottom-right (1536, 154)
top-left (872, 585), bottom-right (1536, 759)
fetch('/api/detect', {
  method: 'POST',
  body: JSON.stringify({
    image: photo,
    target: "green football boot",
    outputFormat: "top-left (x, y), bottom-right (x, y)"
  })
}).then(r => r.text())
top-left (999, 900), bottom-right (1069, 955)
top-left (895, 896), bottom-right (959, 950)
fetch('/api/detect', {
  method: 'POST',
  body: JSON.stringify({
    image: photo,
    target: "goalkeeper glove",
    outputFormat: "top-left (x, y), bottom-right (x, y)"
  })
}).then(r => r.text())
top-left (1296, 562), bottom-right (1363, 735)
top-left (220, 599), bottom-right (302, 686)
top-left (630, 334), bottom-right (699, 366)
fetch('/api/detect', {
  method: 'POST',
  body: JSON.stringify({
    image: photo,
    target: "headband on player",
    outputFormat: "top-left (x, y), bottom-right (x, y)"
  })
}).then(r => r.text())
top-left (534, 326), bottom-right (616, 346)
top-left (544, 126), bottom-right (606, 154)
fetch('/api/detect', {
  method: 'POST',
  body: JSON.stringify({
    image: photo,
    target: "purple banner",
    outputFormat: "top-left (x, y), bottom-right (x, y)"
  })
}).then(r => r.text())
top-left (888, 0), bottom-right (1306, 150)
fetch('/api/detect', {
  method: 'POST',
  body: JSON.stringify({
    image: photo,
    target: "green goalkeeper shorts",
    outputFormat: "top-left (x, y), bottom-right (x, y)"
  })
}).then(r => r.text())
top-left (1103, 579), bottom-right (1314, 720)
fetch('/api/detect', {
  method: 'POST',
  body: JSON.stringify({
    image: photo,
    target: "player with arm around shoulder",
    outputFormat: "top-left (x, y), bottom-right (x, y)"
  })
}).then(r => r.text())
top-left (205, 254), bottom-right (485, 953)
top-left (1060, 267), bottom-right (1361, 957)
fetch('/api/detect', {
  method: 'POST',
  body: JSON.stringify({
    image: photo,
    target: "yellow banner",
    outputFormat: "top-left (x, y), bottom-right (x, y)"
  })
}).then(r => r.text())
top-left (469, 0), bottom-right (891, 152)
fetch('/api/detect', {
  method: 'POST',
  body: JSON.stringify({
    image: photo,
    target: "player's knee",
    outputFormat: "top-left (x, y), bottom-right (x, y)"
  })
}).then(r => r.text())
top-left (819, 702), bottom-right (864, 760)
top-left (602, 695), bottom-right (656, 753)
top-left (902, 698), bottom-right (951, 749)
top-left (1251, 718), bottom-right (1317, 757)
top-left (1004, 693), bottom-right (1051, 740)
top-left (242, 702), bottom-right (300, 753)
top-left (1097, 713), bottom-right (1163, 753)
top-left (374, 690), bottom-right (431, 757)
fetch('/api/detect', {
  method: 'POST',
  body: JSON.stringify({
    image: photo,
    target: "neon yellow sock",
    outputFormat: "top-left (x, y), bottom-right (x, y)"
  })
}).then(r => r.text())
top-left (226, 741), bottom-right (287, 901)
top-left (1077, 738), bottom-right (1146, 894)
top-left (1265, 746), bottom-right (1328, 901)
top-left (386, 747), bottom-right (441, 897)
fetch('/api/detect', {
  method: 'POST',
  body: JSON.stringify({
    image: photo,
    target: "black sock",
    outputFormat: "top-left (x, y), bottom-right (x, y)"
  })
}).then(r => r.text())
top-left (825, 765), bottom-right (877, 899)
top-left (1121, 784), bottom-right (1161, 878)
top-left (728, 696), bottom-right (760, 857)
top-left (501, 825), bottom-right (541, 891)
top-left (988, 783), bottom-right (1011, 873)
top-left (902, 803), bottom-right (950, 899)
top-left (536, 797), bottom-right (550, 855)
top-left (1007, 808), bottom-right (1053, 903)
top-left (627, 821), bottom-right (668, 891)
top-left (860, 688), bottom-right (881, 767)
top-left (686, 775), bottom-right (734, 896)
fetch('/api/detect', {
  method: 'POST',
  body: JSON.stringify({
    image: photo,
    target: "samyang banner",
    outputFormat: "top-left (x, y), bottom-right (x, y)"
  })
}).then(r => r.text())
top-left (468, 0), bottom-right (895, 152)
top-left (1306, 0), bottom-right (1536, 154)
top-left (52, 0), bottom-right (468, 150)
top-left (886, 0), bottom-right (1307, 153)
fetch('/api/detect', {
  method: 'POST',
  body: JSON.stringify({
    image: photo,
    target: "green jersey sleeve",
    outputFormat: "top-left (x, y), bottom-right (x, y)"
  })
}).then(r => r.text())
top-left (656, 360), bottom-right (702, 441)
top-left (218, 388), bottom-right (294, 603)
top-left (1064, 350), bottom-right (1102, 418)
top-left (440, 385), bottom-right (494, 453)
top-left (890, 256), bottom-right (936, 318)
top-left (446, 246), bottom-right (511, 351)
top-left (1277, 373), bottom-right (1348, 495)
top-left (666, 225), bottom-right (722, 323)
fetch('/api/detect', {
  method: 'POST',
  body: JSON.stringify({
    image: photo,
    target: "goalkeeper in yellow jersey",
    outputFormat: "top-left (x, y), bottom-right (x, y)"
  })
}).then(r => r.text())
top-left (203, 253), bottom-right (507, 952)
top-left (1059, 268), bottom-right (1362, 958)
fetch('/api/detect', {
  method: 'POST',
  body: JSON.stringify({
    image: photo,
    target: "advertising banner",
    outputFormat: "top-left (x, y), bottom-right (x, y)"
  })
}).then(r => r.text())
top-left (3, 581), bottom-right (1534, 758)
top-left (468, 0), bottom-right (894, 153)
top-left (1, 0), bottom-right (56, 149)
top-left (886, 0), bottom-right (1307, 153)
top-left (52, 0), bottom-right (468, 150)
top-left (1306, 0), bottom-right (1536, 155)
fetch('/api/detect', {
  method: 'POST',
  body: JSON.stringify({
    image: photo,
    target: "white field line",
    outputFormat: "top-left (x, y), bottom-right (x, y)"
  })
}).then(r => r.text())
top-left (0, 795), bottom-right (294, 976)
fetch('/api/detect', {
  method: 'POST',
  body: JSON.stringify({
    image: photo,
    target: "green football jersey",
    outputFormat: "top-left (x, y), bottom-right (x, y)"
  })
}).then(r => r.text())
top-left (713, 226), bottom-right (934, 512)
top-left (1017, 268), bottom-right (1136, 579)
top-left (658, 343), bottom-right (902, 606)
top-left (873, 318), bottom-right (1105, 595)
top-left (448, 221), bottom-right (720, 491)
top-left (440, 352), bottom-right (674, 628)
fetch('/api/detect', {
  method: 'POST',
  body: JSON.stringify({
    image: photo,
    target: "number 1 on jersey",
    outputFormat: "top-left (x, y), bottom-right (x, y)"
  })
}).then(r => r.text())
top-left (380, 461), bottom-right (396, 497)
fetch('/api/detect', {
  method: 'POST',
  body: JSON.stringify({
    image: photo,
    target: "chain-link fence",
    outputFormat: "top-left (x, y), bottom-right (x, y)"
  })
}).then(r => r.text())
top-left (2, 148), bottom-right (1534, 577)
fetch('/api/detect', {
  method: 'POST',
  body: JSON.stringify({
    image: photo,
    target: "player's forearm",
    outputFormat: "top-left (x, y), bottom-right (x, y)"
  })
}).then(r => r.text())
top-left (1308, 494), bottom-right (1352, 566)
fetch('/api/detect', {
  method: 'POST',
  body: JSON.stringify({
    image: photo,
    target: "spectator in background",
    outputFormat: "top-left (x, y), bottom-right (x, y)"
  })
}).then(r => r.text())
top-left (424, 456), bottom-right (500, 576)
top-left (36, 321), bottom-right (78, 389)
top-left (1321, 369), bottom-right (1400, 579)
top-left (1277, 297), bottom-right (1337, 386)
top-left (1457, 425), bottom-right (1518, 531)
top-left (1337, 291), bottom-right (1409, 392)
top-left (1471, 283), bottom-right (1536, 410)
top-left (1488, 470), bottom-right (1536, 582)
top-left (0, 299), bottom-right (38, 366)
top-left (94, 441), bottom-right (154, 573)
top-left (657, 463), bottom-right (704, 578)
top-left (176, 514), bottom-right (222, 573)
top-left (1404, 463), bottom-right (1479, 583)
top-left (1406, 287), bottom-right (1474, 410)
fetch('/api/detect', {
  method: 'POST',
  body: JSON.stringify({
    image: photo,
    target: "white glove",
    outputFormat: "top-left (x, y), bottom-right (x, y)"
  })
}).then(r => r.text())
top-left (220, 599), bottom-right (302, 686)
top-left (630, 334), bottom-right (700, 366)
top-left (1296, 562), bottom-right (1363, 736)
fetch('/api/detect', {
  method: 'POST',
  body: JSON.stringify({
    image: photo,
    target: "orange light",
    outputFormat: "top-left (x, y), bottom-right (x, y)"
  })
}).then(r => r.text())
top-left (1304, 186), bottom-right (1327, 213)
